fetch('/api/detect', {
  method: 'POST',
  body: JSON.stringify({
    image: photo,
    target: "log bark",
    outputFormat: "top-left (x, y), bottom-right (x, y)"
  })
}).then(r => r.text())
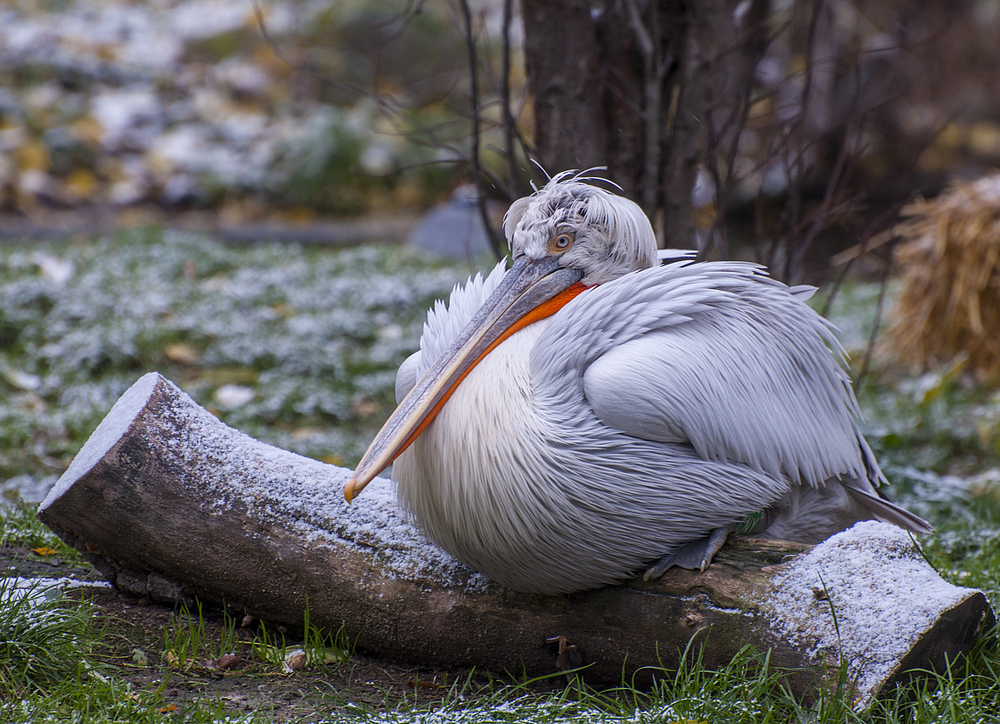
top-left (38, 372), bottom-right (993, 700)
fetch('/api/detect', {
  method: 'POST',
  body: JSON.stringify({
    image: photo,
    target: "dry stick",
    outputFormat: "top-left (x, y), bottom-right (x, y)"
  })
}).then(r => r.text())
top-left (254, 0), bottom-right (496, 196)
top-left (624, 0), bottom-right (665, 216)
top-left (788, 122), bottom-right (862, 282)
top-left (821, 193), bottom-right (910, 319)
top-left (703, 0), bottom-right (774, 261)
top-left (500, 0), bottom-right (520, 197)
top-left (458, 0), bottom-right (504, 261)
top-left (774, 0), bottom-right (825, 280)
top-left (855, 252), bottom-right (893, 392)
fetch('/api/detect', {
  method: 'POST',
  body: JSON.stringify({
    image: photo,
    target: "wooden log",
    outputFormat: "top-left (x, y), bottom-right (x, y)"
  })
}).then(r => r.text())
top-left (38, 372), bottom-right (993, 700)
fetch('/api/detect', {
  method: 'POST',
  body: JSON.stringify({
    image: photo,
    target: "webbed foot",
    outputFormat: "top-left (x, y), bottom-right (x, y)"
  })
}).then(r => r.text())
top-left (643, 525), bottom-right (734, 581)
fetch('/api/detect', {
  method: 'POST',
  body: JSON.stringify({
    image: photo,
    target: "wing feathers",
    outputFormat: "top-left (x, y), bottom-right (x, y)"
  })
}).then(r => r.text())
top-left (536, 262), bottom-right (881, 490)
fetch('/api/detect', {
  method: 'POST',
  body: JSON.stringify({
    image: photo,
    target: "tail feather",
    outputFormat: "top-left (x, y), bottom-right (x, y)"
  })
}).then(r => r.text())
top-left (843, 486), bottom-right (934, 535)
top-left (758, 480), bottom-right (933, 544)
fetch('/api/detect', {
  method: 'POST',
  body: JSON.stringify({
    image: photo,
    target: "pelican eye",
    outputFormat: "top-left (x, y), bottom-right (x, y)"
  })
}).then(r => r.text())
top-left (550, 233), bottom-right (574, 252)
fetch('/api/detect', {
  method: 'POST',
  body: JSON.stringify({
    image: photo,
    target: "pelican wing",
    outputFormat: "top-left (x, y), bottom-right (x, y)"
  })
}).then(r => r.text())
top-left (535, 261), bottom-right (883, 489)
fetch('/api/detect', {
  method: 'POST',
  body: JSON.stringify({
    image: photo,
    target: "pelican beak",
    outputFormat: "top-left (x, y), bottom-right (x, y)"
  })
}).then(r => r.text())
top-left (345, 255), bottom-right (586, 501)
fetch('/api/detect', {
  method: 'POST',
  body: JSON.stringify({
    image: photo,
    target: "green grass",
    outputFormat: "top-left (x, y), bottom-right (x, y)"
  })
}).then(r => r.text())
top-left (162, 599), bottom-right (244, 669)
top-left (2, 676), bottom-right (270, 723)
top-left (347, 638), bottom-right (1000, 723)
top-left (249, 604), bottom-right (351, 671)
top-left (161, 597), bottom-right (351, 673)
top-left (0, 495), bottom-right (86, 568)
top-left (2, 231), bottom-right (1000, 721)
top-left (0, 574), bottom-right (96, 694)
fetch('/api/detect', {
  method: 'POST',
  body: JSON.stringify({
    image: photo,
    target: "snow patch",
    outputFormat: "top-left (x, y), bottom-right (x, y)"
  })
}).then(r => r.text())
top-left (762, 520), bottom-right (975, 694)
top-left (1, 575), bottom-right (111, 607)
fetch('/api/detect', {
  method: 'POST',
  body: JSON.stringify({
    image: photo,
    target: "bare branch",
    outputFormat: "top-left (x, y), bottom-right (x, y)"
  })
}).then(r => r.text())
top-left (457, 0), bottom-right (505, 259)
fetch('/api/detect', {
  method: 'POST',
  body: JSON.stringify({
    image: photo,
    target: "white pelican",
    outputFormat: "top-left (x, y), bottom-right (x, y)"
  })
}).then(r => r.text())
top-left (345, 171), bottom-right (931, 595)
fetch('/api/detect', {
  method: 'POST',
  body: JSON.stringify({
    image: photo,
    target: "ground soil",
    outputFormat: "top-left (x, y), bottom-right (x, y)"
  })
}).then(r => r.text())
top-left (2, 544), bottom-right (500, 722)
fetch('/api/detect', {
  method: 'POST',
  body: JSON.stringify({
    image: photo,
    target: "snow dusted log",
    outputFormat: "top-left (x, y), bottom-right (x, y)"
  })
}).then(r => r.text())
top-left (38, 373), bottom-right (993, 699)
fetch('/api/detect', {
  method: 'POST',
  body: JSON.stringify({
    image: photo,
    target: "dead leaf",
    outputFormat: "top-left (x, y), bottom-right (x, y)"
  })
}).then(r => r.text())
top-left (31, 546), bottom-right (59, 556)
top-left (967, 122), bottom-right (1000, 157)
top-left (282, 648), bottom-right (307, 673)
top-left (214, 653), bottom-right (241, 670)
top-left (64, 168), bottom-right (99, 201)
top-left (407, 677), bottom-right (443, 690)
top-left (14, 140), bottom-right (50, 172)
top-left (352, 397), bottom-right (379, 417)
top-left (165, 343), bottom-right (199, 365)
top-left (70, 115), bottom-right (104, 146)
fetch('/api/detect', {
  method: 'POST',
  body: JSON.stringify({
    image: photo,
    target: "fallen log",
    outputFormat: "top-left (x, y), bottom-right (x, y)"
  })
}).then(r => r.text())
top-left (38, 372), bottom-right (993, 700)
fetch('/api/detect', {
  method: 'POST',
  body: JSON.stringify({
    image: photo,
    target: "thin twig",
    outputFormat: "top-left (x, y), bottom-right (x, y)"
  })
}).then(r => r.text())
top-left (500, 0), bottom-right (520, 197)
top-left (856, 251), bottom-right (893, 391)
top-left (457, 0), bottom-right (504, 259)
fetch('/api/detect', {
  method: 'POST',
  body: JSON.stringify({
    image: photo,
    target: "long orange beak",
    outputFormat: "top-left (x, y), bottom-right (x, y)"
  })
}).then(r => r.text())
top-left (344, 255), bottom-right (587, 502)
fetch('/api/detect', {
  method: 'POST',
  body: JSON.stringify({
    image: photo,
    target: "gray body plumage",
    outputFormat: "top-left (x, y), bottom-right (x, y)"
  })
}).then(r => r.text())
top-left (389, 172), bottom-right (929, 595)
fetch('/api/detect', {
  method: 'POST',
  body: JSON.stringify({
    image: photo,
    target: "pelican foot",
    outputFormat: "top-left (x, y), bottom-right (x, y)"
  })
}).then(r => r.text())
top-left (643, 526), bottom-right (734, 581)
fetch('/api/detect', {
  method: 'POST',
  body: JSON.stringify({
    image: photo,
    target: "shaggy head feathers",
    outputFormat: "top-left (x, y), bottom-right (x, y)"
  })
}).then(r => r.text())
top-left (502, 170), bottom-right (658, 285)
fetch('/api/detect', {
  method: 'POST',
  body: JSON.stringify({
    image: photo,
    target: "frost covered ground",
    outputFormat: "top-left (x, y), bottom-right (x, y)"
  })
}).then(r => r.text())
top-left (0, 228), bottom-right (469, 501)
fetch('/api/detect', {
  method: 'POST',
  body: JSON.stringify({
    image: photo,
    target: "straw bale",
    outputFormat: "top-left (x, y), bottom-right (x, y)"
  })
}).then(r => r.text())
top-left (884, 173), bottom-right (1000, 381)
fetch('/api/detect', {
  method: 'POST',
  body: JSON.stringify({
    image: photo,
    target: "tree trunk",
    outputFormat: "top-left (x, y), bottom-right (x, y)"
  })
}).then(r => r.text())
top-left (521, 0), bottom-right (739, 247)
top-left (38, 372), bottom-right (993, 700)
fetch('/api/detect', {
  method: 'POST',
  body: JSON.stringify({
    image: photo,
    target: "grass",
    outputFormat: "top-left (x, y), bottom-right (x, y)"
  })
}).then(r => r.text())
top-left (162, 599), bottom-right (244, 670)
top-left (1, 230), bottom-right (1000, 721)
top-left (0, 227), bottom-right (469, 489)
top-left (0, 574), bottom-right (96, 693)
top-left (249, 605), bottom-right (352, 671)
top-left (160, 597), bottom-right (351, 673)
top-left (3, 676), bottom-right (270, 723)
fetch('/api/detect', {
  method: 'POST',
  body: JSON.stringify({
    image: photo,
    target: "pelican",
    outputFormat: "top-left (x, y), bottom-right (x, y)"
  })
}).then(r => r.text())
top-left (345, 170), bottom-right (931, 595)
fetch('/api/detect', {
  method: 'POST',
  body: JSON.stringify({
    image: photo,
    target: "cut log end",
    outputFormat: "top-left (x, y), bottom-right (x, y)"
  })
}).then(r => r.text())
top-left (38, 372), bottom-right (994, 700)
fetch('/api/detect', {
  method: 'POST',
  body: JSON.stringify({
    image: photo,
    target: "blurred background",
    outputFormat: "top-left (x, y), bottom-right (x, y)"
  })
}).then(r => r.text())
top-left (2, 0), bottom-right (999, 265)
top-left (1, 0), bottom-right (999, 506)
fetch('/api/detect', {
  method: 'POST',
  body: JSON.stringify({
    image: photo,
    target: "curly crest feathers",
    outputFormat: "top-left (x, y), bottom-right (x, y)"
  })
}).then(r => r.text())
top-left (502, 170), bottom-right (657, 284)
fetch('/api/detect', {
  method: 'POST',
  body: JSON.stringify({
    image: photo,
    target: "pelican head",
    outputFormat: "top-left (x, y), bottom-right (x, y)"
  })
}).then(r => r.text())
top-left (345, 171), bottom-right (658, 501)
top-left (503, 171), bottom-right (658, 285)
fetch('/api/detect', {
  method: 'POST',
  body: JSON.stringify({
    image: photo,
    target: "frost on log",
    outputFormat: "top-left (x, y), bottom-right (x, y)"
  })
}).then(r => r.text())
top-left (38, 373), bottom-right (993, 700)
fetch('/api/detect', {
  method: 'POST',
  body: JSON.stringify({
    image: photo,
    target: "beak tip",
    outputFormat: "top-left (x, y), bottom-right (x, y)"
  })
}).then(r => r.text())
top-left (344, 478), bottom-right (357, 503)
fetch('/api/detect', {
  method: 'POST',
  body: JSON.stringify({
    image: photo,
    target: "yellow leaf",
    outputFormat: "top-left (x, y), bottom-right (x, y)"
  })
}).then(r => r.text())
top-left (273, 206), bottom-right (314, 225)
top-left (967, 122), bottom-right (1000, 157)
top-left (95, 44), bottom-right (118, 62)
top-left (64, 168), bottom-right (99, 200)
top-left (691, 203), bottom-right (717, 229)
top-left (352, 397), bottom-right (379, 417)
top-left (291, 426), bottom-right (322, 441)
top-left (269, 302), bottom-right (294, 319)
top-left (70, 115), bottom-right (104, 146)
top-left (31, 546), bottom-right (59, 556)
top-left (15, 141), bottom-right (50, 172)
top-left (936, 121), bottom-right (965, 150)
top-left (165, 343), bottom-right (199, 365)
